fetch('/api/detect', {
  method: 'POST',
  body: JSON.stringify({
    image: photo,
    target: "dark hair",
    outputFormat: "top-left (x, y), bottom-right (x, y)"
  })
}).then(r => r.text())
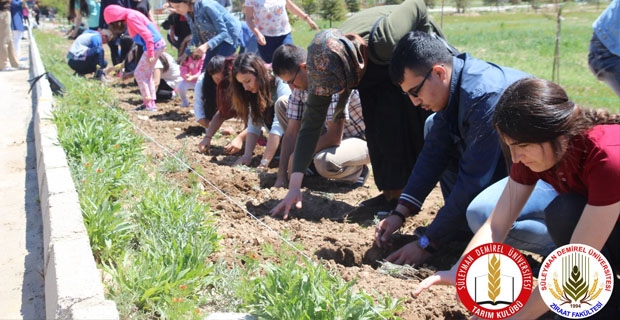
top-left (178, 34), bottom-right (193, 56)
top-left (389, 31), bottom-right (454, 85)
top-left (107, 21), bottom-right (126, 35)
top-left (201, 55), bottom-right (235, 116)
top-left (231, 53), bottom-right (274, 125)
top-left (493, 78), bottom-right (620, 156)
top-left (205, 55), bottom-right (226, 77)
top-left (158, 54), bottom-right (170, 74)
top-left (271, 44), bottom-right (307, 77)
top-left (167, 0), bottom-right (192, 3)
top-left (161, 14), bottom-right (173, 30)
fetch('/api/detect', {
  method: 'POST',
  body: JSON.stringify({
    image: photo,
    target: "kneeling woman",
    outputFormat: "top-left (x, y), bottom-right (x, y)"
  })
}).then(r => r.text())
top-left (230, 53), bottom-right (291, 167)
top-left (415, 78), bottom-right (620, 318)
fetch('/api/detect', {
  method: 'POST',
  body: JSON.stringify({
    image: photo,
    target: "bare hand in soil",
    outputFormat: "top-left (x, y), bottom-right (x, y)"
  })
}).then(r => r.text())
top-left (233, 155), bottom-right (252, 166)
top-left (385, 241), bottom-right (432, 267)
top-left (273, 176), bottom-right (287, 188)
top-left (223, 136), bottom-right (243, 154)
top-left (375, 215), bottom-right (403, 248)
top-left (412, 269), bottom-right (456, 297)
top-left (198, 136), bottom-right (211, 154)
top-left (270, 188), bottom-right (303, 219)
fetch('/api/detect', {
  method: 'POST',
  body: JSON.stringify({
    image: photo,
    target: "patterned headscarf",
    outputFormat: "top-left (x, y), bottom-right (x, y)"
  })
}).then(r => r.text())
top-left (307, 29), bottom-right (366, 97)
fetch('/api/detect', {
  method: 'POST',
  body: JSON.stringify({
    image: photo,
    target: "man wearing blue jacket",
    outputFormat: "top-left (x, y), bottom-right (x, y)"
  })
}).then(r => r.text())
top-left (67, 29), bottom-right (113, 79)
top-left (375, 31), bottom-right (555, 266)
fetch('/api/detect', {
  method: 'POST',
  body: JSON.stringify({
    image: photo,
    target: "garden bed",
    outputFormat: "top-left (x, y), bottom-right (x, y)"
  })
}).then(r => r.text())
top-left (110, 70), bottom-right (475, 319)
top-left (44, 28), bottom-right (560, 320)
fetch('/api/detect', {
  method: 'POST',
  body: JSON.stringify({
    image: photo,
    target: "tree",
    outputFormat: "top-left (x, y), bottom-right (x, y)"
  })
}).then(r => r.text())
top-left (302, 0), bottom-right (319, 15)
top-left (40, 0), bottom-right (69, 20)
top-left (345, 0), bottom-right (361, 13)
top-left (320, 0), bottom-right (346, 27)
top-left (455, 0), bottom-right (470, 13)
top-left (424, 0), bottom-right (437, 9)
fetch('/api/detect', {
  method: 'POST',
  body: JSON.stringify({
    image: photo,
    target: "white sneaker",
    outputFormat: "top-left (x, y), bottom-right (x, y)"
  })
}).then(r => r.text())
top-left (1, 66), bottom-right (17, 72)
top-left (98, 74), bottom-right (111, 83)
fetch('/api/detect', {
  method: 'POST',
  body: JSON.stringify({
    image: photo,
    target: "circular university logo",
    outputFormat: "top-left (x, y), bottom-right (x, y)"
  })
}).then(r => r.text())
top-left (456, 243), bottom-right (533, 319)
top-left (538, 244), bottom-right (614, 319)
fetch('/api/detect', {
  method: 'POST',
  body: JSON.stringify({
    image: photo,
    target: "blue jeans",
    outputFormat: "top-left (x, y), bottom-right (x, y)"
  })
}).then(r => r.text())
top-left (68, 53), bottom-right (107, 77)
top-left (588, 33), bottom-right (620, 98)
top-left (545, 193), bottom-right (620, 269)
top-left (467, 177), bottom-right (558, 256)
top-left (546, 193), bottom-right (620, 314)
top-left (202, 41), bottom-right (239, 72)
top-left (257, 33), bottom-right (293, 64)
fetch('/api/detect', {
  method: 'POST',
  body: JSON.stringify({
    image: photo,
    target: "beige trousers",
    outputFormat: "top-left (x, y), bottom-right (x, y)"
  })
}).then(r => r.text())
top-left (0, 11), bottom-right (19, 69)
top-left (275, 94), bottom-right (370, 183)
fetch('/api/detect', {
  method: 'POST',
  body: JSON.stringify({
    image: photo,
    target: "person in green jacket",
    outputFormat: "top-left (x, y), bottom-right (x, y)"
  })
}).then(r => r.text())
top-left (271, 0), bottom-right (455, 218)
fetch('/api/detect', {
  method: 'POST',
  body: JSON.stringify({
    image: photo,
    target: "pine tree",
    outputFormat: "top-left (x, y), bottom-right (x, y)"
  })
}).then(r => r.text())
top-left (345, 0), bottom-right (360, 13)
top-left (320, 0), bottom-right (346, 27)
top-left (302, 0), bottom-right (319, 15)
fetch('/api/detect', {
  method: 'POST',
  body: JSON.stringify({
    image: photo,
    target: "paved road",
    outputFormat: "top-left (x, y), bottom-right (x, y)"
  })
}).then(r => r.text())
top-left (0, 34), bottom-right (46, 319)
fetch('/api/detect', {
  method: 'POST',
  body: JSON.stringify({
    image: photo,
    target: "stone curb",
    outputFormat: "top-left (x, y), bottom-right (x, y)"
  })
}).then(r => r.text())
top-left (29, 25), bottom-right (256, 320)
top-left (28, 27), bottom-right (119, 319)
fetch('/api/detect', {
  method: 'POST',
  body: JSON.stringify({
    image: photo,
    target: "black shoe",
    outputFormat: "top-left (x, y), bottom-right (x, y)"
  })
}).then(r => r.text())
top-left (351, 165), bottom-right (369, 188)
top-left (134, 105), bottom-right (147, 111)
top-left (359, 193), bottom-right (398, 210)
top-left (305, 163), bottom-right (318, 176)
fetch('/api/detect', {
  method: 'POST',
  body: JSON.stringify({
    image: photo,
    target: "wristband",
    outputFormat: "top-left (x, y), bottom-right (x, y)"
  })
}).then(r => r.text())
top-left (389, 210), bottom-right (406, 223)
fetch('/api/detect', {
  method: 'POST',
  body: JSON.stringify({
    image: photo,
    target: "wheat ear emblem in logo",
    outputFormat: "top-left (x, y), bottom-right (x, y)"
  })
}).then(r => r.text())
top-left (456, 243), bottom-right (532, 319)
top-left (539, 244), bottom-right (613, 319)
top-left (487, 254), bottom-right (501, 305)
top-left (548, 257), bottom-right (603, 306)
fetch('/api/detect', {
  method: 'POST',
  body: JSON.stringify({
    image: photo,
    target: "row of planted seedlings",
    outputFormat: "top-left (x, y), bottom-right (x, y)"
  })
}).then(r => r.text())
top-left (36, 30), bottom-right (402, 319)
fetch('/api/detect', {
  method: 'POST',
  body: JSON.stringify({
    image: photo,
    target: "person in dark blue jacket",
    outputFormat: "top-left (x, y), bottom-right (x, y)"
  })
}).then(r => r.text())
top-left (375, 31), bottom-right (556, 266)
top-left (67, 29), bottom-right (113, 79)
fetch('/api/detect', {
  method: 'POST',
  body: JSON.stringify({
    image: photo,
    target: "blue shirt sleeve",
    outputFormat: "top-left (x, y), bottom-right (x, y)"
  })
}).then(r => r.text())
top-left (204, 5), bottom-right (231, 51)
top-left (401, 95), bottom-right (505, 247)
top-left (426, 95), bottom-right (504, 246)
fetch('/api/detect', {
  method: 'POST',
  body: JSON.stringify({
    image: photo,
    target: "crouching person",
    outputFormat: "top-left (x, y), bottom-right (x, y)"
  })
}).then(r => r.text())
top-left (271, 44), bottom-right (370, 189)
top-left (67, 29), bottom-right (113, 80)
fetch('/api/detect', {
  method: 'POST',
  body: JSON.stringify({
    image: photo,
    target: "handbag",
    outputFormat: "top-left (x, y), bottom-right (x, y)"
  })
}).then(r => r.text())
top-left (28, 72), bottom-right (66, 96)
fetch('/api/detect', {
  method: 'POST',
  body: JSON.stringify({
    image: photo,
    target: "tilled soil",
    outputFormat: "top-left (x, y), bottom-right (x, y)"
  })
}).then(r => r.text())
top-left (108, 79), bottom-right (475, 319)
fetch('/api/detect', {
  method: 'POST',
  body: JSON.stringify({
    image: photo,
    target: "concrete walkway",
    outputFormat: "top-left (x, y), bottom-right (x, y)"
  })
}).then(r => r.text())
top-left (0, 36), bottom-right (46, 319)
top-left (1, 25), bottom-right (118, 319)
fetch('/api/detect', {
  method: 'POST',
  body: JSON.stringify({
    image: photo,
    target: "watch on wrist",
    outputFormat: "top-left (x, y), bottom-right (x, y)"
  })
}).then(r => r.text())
top-left (418, 234), bottom-right (438, 254)
top-left (388, 210), bottom-right (406, 223)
